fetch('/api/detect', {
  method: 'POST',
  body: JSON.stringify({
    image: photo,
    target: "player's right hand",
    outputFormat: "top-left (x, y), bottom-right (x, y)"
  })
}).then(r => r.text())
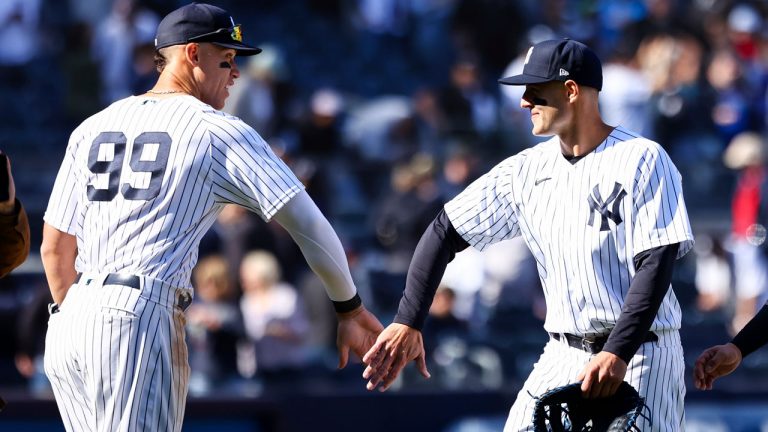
top-left (693, 343), bottom-right (743, 390)
top-left (335, 305), bottom-right (384, 369)
top-left (362, 323), bottom-right (430, 391)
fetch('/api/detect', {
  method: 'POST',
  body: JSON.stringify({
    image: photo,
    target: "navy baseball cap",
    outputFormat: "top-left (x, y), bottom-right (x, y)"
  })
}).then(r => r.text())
top-left (155, 3), bottom-right (261, 56)
top-left (499, 39), bottom-right (602, 90)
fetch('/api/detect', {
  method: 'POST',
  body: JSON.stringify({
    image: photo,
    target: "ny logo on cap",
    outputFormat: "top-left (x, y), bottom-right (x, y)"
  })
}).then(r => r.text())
top-left (524, 46), bottom-right (534, 65)
top-left (587, 182), bottom-right (626, 231)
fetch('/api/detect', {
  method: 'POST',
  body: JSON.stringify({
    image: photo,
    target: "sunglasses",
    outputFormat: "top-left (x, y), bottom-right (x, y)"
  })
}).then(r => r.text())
top-left (188, 24), bottom-right (242, 43)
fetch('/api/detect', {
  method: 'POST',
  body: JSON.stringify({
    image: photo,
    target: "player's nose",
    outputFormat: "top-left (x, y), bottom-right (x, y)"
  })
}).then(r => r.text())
top-left (231, 62), bottom-right (240, 79)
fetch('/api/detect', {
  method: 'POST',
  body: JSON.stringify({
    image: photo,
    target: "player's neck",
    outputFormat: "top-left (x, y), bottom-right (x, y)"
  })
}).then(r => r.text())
top-left (558, 119), bottom-right (614, 157)
top-left (146, 71), bottom-right (195, 99)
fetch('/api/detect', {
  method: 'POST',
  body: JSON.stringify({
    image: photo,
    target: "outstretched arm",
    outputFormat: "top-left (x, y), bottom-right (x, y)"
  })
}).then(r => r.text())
top-left (363, 209), bottom-right (469, 391)
top-left (273, 190), bottom-right (383, 368)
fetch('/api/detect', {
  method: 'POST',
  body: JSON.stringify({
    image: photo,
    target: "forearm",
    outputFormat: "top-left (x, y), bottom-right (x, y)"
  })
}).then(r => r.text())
top-left (273, 191), bottom-right (358, 306)
top-left (0, 199), bottom-right (30, 278)
top-left (603, 243), bottom-right (679, 363)
top-left (393, 209), bottom-right (469, 331)
top-left (41, 223), bottom-right (78, 304)
top-left (731, 304), bottom-right (768, 358)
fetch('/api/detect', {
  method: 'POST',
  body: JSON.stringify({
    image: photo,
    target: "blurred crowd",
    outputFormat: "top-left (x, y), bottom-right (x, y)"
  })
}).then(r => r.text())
top-left (3, 0), bottom-right (768, 396)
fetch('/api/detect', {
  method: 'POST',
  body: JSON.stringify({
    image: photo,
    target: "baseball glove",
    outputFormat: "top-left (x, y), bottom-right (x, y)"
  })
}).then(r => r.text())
top-left (531, 381), bottom-right (649, 432)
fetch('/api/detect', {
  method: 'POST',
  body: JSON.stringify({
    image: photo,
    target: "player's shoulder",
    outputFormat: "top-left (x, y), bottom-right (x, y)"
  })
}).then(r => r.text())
top-left (609, 126), bottom-right (664, 153)
top-left (496, 136), bottom-right (558, 168)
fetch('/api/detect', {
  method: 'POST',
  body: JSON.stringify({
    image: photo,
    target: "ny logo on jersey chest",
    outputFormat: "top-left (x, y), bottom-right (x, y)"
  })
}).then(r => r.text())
top-left (587, 182), bottom-right (626, 231)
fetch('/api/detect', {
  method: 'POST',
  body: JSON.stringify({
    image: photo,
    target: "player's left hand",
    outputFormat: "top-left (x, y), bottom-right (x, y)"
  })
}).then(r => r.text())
top-left (335, 304), bottom-right (384, 369)
top-left (693, 343), bottom-right (742, 390)
top-left (576, 351), bottom-right (628, 398)
top-left (362, 323), bottom-right (431, 391)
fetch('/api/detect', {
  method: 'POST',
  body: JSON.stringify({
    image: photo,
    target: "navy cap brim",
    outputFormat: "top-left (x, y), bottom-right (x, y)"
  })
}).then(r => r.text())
top-left (211, 41), bottom-right (262, 56)
top-left (498, 74), bottom-right (553, 86)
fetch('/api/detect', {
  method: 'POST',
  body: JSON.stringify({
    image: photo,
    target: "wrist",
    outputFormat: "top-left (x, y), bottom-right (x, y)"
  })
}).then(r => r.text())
top-left (333, 293), bottom-right (362, 315)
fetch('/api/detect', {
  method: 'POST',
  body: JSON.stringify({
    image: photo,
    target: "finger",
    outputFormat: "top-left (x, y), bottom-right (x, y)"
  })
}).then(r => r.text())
top-left (338, 345), bottom-right (349, 369)
top-left (362, 348), bottom-right (387, 379)
top-left (416, 354), bottom-right (431, 379)
top-left (363, 340), bottom-right (385, 364)
top-left (704, 352), bottom-right (724, 374)
top-left (580, 373), bottom-right (593, 395)
top-left (366, 353), bottom-right (396, 390)
top-left (379, 354), bottom-right (410, 391)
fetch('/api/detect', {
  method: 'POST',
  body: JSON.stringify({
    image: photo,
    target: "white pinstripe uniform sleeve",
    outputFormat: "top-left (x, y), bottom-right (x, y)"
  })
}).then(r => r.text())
top-left (632, 144), bottom-right (694, 258)
top-left (44, 131), bottom-right (84, 234)
top-left (206, 118), bottom-right (304, 220)
top-left (444, 159), bottom-right (521, 250)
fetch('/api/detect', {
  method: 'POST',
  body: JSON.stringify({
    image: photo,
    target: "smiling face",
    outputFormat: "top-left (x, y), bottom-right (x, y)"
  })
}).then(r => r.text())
top-left (194, 43), bottom-right (239, 109)
top-left (520, 81), bottom-right (572, 137)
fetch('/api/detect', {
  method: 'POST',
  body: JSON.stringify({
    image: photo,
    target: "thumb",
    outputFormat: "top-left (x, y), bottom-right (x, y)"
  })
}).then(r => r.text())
top-left (416, 354), bottom-right (431, 379)
top-left (338, 345), bottom-right (350, 369)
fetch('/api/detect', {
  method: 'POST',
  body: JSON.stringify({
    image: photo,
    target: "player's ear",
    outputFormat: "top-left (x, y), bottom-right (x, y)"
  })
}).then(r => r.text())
top-left (183, 43), bottom-right (200, 65)
top-left (564, 80), bottom-right (579, 103)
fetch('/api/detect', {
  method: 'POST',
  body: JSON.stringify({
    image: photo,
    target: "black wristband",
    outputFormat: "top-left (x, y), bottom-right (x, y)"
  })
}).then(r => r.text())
top-left (333, 293), bottom-right (362, 313)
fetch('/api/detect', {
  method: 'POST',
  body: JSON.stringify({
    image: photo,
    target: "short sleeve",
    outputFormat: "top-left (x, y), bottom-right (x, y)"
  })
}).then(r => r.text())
top-left (44, 133), bottom-right (83, 234)
top-left (444, 161), bottom-right (520, 250)
top-left (207, 119), bottom-right (304, 221)
top-left (632, 145), bottom-right (694, 258)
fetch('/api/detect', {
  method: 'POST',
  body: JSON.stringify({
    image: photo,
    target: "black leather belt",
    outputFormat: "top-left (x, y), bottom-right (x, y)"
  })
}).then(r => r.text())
top-left (74, 273), bottom-right (191, 311)
top-left (549, 332), bottom-right (658, 354)
top-left (75, 273), bottom-right (140, 289)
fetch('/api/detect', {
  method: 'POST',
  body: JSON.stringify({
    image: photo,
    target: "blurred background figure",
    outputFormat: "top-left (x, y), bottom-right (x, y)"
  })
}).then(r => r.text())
top-left (239, 250), bottom-right (311, 386)
top-left (693, 234), bottom-right (732, 315)
top-left (187, 255), bottom-right (244, 396)
top-left (422, 286), bottom-right (468, 360)
top-left (92, 0), bottom-right (158, 104)
top-left (723, 131), bottom-right (768, 335)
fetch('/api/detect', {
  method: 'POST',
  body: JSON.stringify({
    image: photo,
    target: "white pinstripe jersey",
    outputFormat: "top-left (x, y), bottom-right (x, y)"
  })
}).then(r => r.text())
top-left (445, 126), bottom-right (694, 335)
top-left (44, 95), bottom-right (304, 290)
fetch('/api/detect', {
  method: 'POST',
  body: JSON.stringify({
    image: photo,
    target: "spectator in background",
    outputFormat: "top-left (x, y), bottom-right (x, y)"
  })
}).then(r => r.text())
top-left (92, 0), bottom-right (159, 103)
top-left (61, 22), bottom-right (102, 127)
top-left (239, 251), bottom-right (311, 383)
top-left (693, 233), bottom-right (732, 313)
top-left (706, 49), bottom-right (756, 143)
top-left (208, 204), bottom-right (278, 290)
top-left (599, 36), bottom-right (651, 136)
top-left (723, 131), bottom-right (768, 334)
top-left (227, 44), bottom-right (295, 142)
top-left (373, 154), bottom-right (444, 273)
top-left (187, 255), bottom-right (244, 395)
top-left (421, 286), bottom-right (468, 358)
top-left (439, 58), bottom-right (498, 143)
top-left (0, 152), bottom-right (29, 278)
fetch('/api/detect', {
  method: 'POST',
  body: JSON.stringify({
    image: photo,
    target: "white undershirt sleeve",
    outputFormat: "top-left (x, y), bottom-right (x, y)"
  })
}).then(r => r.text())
top-left (272, 190), bottom-right (357, 302)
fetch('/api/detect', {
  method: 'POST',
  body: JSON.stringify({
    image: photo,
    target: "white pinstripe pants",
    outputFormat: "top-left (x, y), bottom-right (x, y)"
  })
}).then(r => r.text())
top-left (44, 274), bottom-right (190, 432)
top-left (504, 330), bottom-right (685, 431)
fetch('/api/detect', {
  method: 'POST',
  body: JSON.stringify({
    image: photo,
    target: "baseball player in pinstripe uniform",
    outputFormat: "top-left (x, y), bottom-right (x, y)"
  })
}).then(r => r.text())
top-left (363, 39), bottom-right (694, 431)
top-left (41, 4), bottom-right (382, 431)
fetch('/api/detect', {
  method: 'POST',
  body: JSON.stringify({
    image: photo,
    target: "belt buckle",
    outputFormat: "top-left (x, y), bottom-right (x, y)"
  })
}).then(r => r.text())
top-left (177, 291), bottom-right (192, 311)
top-left (582, 336), bottom-right (597, 353)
